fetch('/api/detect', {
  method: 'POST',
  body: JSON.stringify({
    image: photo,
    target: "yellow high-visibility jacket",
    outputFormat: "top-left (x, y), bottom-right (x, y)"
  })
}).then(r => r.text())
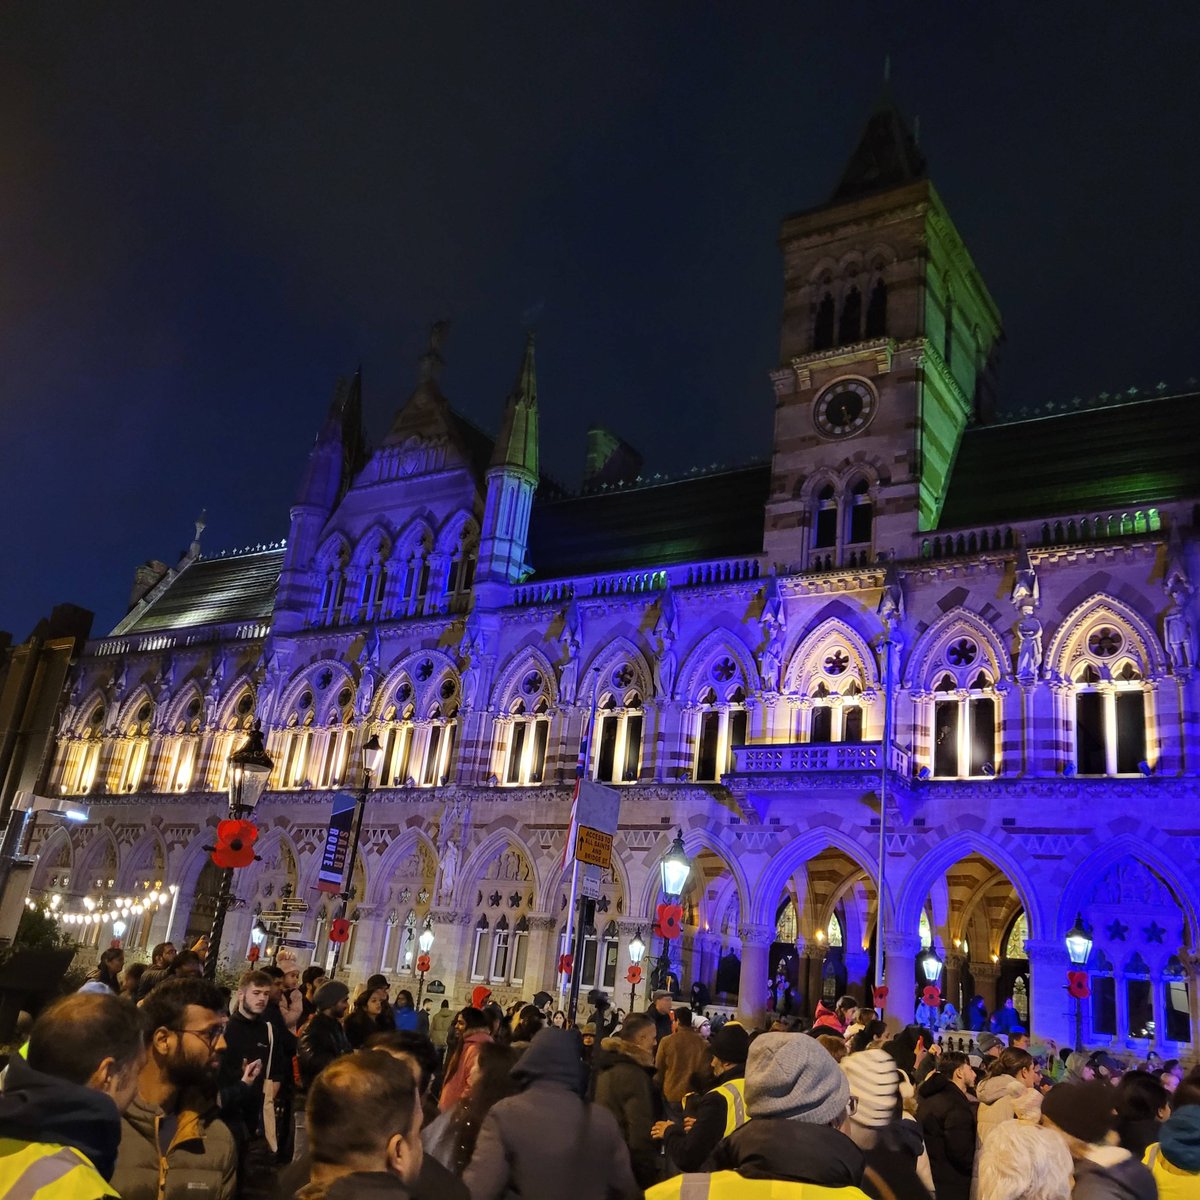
top-left (647, 1174), bottom-right (871, 1199)
top-left (0, 1138), bottom-right (119, 1200)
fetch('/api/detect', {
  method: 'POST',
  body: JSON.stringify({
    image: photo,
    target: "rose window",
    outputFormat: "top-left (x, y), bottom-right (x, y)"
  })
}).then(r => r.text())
top-left (711, 658), bottom-right (736, 683)
top-left (522, 671), bottom-right (544, 695)
top-left (1087, 627), bottom-right (1123, 658)
top-left (946, 639), bottom-right (978, 667)
top-left (823, 650), bottom-right (849, 676)
top-left (416, 659), bottom-right (435, 681)
top-left (611, 664), bottom-right (634, 690)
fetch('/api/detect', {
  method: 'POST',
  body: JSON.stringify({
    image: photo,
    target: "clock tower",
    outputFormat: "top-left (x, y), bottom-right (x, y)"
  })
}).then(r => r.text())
top-left (763, 97), bottom-right (1003, 571)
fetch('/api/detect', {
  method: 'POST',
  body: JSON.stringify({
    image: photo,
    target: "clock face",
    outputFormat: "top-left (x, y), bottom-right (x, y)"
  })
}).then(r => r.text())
top-left (813, 379), bottom-right (876, 439)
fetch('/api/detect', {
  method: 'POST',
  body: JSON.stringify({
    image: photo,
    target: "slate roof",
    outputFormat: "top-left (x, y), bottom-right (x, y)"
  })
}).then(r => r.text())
top-left (116, 548), bottom-right (284, 635)
top-left (830, 98), bottom-right (926, 203)
top-left (527, 464), bottom-right (770, 579)
top-left (939, 391), bottom-right (1200, 528)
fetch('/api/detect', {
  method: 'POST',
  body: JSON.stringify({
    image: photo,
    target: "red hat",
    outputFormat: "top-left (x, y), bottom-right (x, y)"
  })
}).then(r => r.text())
top-left (471, 985), bottom-right (492, 1009)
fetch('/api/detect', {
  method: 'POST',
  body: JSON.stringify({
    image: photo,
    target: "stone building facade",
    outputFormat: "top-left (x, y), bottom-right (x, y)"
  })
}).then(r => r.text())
top-left (29, 103), bottom-right (1200, 1051)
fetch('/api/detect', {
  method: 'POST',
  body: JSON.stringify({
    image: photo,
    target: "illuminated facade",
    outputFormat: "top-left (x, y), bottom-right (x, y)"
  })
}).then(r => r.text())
top-left (34, 103), bottom-right (1200, 1051)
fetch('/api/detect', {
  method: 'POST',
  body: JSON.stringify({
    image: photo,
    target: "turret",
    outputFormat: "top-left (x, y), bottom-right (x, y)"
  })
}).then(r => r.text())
top-left (476, 335), bottom-right (539, 585)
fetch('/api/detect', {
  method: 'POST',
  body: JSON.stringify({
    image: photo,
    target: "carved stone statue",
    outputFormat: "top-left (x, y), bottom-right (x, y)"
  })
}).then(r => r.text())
top-left (1016, 610), bottom-right (1043, 681)
top-left (1165, 586), bottom-right (1193, 671)
top-left (437, 820), bottom-right (460, 904)
top-left (758, 628), bottom-right (784, 691)
top-left (653, 643), bottom-right (678, 700)
top-left (1011, 543), bottom-right (1039, 611)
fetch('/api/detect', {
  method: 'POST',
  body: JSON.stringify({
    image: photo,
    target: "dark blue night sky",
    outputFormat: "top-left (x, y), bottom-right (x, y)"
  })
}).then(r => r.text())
top-left (1, 5), bottom-right (1196, 639)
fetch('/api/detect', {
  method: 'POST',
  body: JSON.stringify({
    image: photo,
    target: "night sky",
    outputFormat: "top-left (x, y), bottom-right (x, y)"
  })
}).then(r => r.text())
top-left (2, 5), bottom-right (1197, 640)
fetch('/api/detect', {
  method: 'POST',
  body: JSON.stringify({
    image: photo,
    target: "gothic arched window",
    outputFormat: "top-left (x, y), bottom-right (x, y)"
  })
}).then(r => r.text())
top-left (813, 293), bottom-right (835, 351)
top-left (593, 676), bottom-right (643, 784)
top-left (865, 278), bottom-right (887, 338)
top-left (693, 678), bottom-right (747, 782)
top-left (502, 696), bottom-right (551, 786)
top-left (1073, 628), bottom-right (1148, 776)
top-left (813, 485), bottom-right (838, 551)
top-left (838, 286), bottom-right (862, 345)
top-left (846, 477), bottom-right (873, 557)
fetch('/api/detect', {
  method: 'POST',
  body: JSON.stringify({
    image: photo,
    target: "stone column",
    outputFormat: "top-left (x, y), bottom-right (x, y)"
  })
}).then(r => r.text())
top-left (882, 932), bottom-right (920, 1027)
top-left (970, 960), bottom-right (1000, 1012)
top-left (1186, 953), bottom-right (1200, 1051)
top-left (1025, 938), bottom-right (1071, 1045)
top-left (843, 949), bottom-right (871, 1005)
top-left (525, 914), bottom-right (560, 997)
top-left (737, 924), bottom-right (773, 1027)
top-left (1150, 973), bottom-right (1166, 1053)
top-left (944, 953), bottom-right (966, 1013)
top-left (804, 945), bottom-right (826, 1017)
top-left (430, 907), bottom-right (474, 1008)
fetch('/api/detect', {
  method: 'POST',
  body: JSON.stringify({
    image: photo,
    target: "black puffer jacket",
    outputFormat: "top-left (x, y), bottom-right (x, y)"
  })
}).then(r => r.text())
top-left (706, 1118), bottom-right (866, 1185)
top-left (592, 1036), bottom-right (662, 1188)
top-left (916, 1072), bottom-right (975, 1200)
top-left (297, 1013), bottom-right (351, 1087)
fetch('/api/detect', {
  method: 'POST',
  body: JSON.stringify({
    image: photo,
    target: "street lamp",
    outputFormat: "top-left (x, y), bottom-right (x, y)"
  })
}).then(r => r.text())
top-left (654, 830), bottom-right (690, 993)
top-left (1066, 912), bottom-right (1093, 1051)
top-left (919, 947), bottom-right (944, 984)
top-left (206, 724), bottom-right (273, 979)
top-left (416, 916), bottom-right (435, 1007)
top-left (627, 927), bottom-right (646, 1011)
top-left (329, 733), bottom-right (383, 976)
top-left (250, 919), bottom-right (268, 947)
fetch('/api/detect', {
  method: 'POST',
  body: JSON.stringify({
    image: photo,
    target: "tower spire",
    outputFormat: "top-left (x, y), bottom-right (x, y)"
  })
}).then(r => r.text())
top-left (490, 332), bottom-right (539, 477)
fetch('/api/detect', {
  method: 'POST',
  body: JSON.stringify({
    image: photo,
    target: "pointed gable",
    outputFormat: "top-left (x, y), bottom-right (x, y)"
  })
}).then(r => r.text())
top-left (490, 333), bottom-right (538, 478)
top-left (831, 95), bottom-right (927, 203)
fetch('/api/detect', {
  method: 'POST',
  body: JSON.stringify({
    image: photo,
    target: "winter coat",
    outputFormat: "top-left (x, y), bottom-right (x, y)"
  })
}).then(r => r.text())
top-left (393, 1004), bottom-right (420, 1033)
top-left (112, 1091), bottom-right (237, 1200)
top-left (592, 1035), bottom-right (663, 1188)
top-left (0, 1053), bottom-right (122, 1199)
top-left (1144, 1107), bottom-right (1200, 1200)
top-left (812, 1002), bottom-right (846, 1033)
top-left (344, 1008), bottom-right (382, 1049)
top-left (646, 1117), bottom-right (868, 1199)
top-left (975, 1074), bottom-right (1040, 1147)
top-left (1072, 1146), bottom-right (1156, 1200)
top-left (655, 1025), bottom-right (712, 1105)
top-left (647, 1005), bottom-right (674, 1044)
top-left (438, 1030), bottom-right (491, 1113)
top-left (218, 1008), bottom-right (274, 1141)
top-left (662, 1067), bottom-right (747, 1172)
top-left (275, 1147), bottom-right (467, 1200)
top-left (429, 1007), bottom-right (455, 1049)
top-left (1117, 1117), bottom-right (1161, 1161)
top-left (295, 1169), bottom-right (414, 1200)
top-left (297, 1013), bottom-right (352, 1088)
top-left (463, 1028), bottom-right (640, 1200)
top-left (916, 1072), bottom-right (976, 1200)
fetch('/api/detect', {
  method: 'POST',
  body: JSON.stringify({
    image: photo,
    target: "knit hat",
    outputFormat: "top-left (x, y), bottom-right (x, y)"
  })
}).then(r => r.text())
top-left (1161, 1106), bottom-right (1200, 1172)
top-left (976, 1032), bottom-right (1003, 1055)
top-left (580, 1022), bottom-right (597, 1036)
top-left (651, 989), bottom-right (671, 1001)
top-left (841, 1049), bottom-right (902, 1128)
top-left (274, 947), bottom-right (299, 971)
top-left (1040, 1083), bottom-right (1115, 1145)
top-left (709, 1024), bottom-right (751, 1065)
top-left (312, 980), bottom-right (349, 1011)
top-left (745, 1032), bottom-right (850, 1124)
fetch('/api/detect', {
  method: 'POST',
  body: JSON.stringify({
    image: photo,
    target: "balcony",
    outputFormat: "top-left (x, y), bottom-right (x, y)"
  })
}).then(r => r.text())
top-left (727, 740), bottom-right (910, 778)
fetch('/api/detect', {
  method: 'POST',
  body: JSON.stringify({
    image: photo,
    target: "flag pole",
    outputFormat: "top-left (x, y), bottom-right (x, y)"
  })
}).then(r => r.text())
top-left (563, 669), bottom-right (600, 1021)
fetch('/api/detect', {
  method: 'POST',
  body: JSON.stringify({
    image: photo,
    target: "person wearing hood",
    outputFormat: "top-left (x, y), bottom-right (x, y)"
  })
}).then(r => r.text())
top-left (1114, 1071), bottom-right (1170, 1159)
top-left (813, 995), bottom-right (858, 1035)
top-left (648, 1030), bottom-right (869, 1199)
top-left (917, 1051), bottom-right (977, 1200)
top-left (1041, 1082), bottom-right (1156, 1200)
top-left (463, 1027), bottom-right (639, 1200)
top-left (655, 1023), bottom-right (751, 1172)
top-left (593, 1013), bottom-right (663, 1189)
top-left (1143, 1104), bottom-right (1200, 1200)
top-left (438, 1007), bottom-right (492, 1113)
top-left (976, 1048), bottom-right (1042, 1149)
top-left (842, 1047), bottom-right (934, 1200)
top-left (0, 992), bottom-right (145, 1200)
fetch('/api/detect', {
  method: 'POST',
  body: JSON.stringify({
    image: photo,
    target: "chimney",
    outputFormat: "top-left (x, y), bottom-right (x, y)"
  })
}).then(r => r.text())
top-left (129, 560), bottom-right (170, 610)
top-left (583, 426), bottom-right (644, 492)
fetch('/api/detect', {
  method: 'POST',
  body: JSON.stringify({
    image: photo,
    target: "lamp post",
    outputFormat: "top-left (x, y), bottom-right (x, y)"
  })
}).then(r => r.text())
top-left (329, 733), bottom-right (383, 976)
top-left (416, 916), bottom-right (435, 1007)
top-left (1066, 912), bottom-right (1093, 1051)
top-left (628, 927), bottom-right (646, 1011)
top-left (919, 947), bottom-right (944, 986)
top-left (206, 725), bottom-right (273, 979)
top-left (653, 830), bottom-right (691, 993)
top-left (249, 918), bottom-right (268, 962)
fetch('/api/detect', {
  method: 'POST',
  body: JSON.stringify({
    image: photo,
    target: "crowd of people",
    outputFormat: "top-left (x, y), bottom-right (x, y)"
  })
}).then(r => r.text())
top-left (3, 951), bottom-right (1200, 1200)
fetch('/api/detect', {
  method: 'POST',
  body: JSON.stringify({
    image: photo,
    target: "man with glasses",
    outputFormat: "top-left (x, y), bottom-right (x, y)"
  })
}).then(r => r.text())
top-left (112, 976), bottom-right (242, 1200)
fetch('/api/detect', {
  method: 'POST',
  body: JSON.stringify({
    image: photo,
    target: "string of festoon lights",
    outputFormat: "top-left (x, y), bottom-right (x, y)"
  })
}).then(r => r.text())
top-left (25, 884), bottom-right (178, 932)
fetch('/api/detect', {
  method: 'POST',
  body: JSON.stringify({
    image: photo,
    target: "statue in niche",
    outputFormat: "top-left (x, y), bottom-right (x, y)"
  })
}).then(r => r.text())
top-left (435, 802), bottom-right (464, 903)
top-left (652, 585), bottom-right (679, 700)
top-left (557, 597), bottom-right (583, 704)
top-left (758, 627), bottom-right (784, 692)
top-left (1165, 584), bottom-right (1194, 671)
top-left (1015, 610), bottom-right (1043, 681)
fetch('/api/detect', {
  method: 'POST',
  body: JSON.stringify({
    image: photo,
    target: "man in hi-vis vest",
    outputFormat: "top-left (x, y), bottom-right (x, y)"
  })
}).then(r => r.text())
top-left (647, 1032), bottom-right (871, 1200)
top-left (655, 1024), bottom-right (752, 1172)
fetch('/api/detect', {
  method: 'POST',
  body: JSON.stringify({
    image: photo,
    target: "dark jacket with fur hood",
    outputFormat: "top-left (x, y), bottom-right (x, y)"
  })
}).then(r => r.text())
top-left (592, 1036), bottom-right (662, 1188)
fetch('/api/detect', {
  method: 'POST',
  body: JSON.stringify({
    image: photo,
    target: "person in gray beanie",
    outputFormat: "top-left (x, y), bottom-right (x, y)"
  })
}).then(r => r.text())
top-left (646, 1033), bottom-right (869, 1198)
top-left (297, 980), bottom-right (351, 1087)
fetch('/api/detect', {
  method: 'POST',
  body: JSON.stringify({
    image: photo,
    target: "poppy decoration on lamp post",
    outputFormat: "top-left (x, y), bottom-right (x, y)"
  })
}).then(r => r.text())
top-left (1065, 912), bottom-right (1093, 1051)
top-left (328, 917), bottom-right (351, 944)
top-left (211, 819), bottom-right (259, 869)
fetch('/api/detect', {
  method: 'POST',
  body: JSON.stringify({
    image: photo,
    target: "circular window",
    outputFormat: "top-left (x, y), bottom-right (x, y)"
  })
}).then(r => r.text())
top-left (337, 686), bottom-right (353, 708)
top-left (298, 690), bottom-right (313, 711)
top-left (186, 698), bottom-right (202, 719)
top-left (711, 658), bottom-right (736, 683)
top-left (946, 638), bottom-right (978, 668)
top-left (137, 702), bottom-right (153, 723)
top-left (416, 659), bottom-right (435, 682)
top-left (521, 670), bottom-right (544, 695)
top-left (236, 693), bottom-right (254, 716)
top-left (611, 664), bottom-right (635, 690)
top-left (1088, 627), bottom-right (1123, 658)
top-left (439, 678), bottom-right (457, 701)
top-left (89, 707), bottom-right (105, 727)
top-left (396, 681), bottom-right (413, 704)
top-left (823, 649), bottom-right (849, 676)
